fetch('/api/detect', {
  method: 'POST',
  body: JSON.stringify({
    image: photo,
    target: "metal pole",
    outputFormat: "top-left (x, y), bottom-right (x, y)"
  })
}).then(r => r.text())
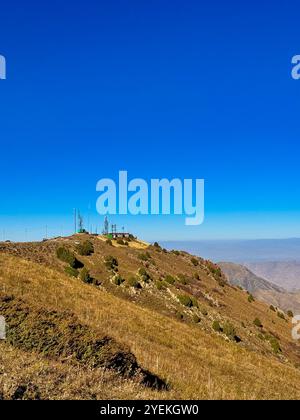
top-left (74, 208), bottom-right (77, 234)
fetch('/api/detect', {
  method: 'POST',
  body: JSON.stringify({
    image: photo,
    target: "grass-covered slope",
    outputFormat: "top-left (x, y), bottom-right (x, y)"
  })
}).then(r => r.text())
top-left (0, 234), bottom-right (300, 399)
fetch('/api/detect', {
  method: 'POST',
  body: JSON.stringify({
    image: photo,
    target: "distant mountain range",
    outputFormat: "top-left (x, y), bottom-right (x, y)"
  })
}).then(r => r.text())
top-left (219, 261), bottom-right (300, 314)
top-left (244, 261), bottom-right (300, 292)
top-left (218, 262), bottom-right (284, 294)
top-left (161, 239), bottom-right (300, 263)
top-left (162, 239), bottom-right (300, 293)
top-left (255, 289), bottom-right (300, 316)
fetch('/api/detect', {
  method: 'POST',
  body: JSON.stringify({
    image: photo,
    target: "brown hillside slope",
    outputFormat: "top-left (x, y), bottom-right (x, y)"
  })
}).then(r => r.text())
top-left (0, 235), bottom-right (300, 399)
top-left (0, 342), bottom-right (163, 400)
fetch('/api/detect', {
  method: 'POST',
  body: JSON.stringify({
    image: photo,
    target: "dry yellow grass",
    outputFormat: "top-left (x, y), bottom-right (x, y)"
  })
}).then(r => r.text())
top-left (0, 342), bottom-right (163, 400)
top-left (96, 235), bottom-right (149, 249)
top-left (1, 253), bottom-right (300, 399)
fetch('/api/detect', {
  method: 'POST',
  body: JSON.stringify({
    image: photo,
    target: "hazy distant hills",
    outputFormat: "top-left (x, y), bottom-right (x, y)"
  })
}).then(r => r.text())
top-left (162, 239), bottom-right (300, 292)
top-left (254, 289), bottom-right (300, 315)
top-left (218, 262), bottom-right (284, 294)
top-left (219, 261), bottom-right (300, 314)
top-left (162, 239), bottom-right (300, 263)
top-left (244, 261), bottom-right (300, 292)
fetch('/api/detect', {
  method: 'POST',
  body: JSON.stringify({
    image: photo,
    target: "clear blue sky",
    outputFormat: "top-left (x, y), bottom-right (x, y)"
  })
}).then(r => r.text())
top-left (0, 0), bottom-right (300, 241)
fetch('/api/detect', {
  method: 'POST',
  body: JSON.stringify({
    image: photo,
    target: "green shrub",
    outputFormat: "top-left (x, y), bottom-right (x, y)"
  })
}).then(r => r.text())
top-left (57, 247), bottom-right (83, 269)
top-left (210, 266), bottom-right (222, 277)
top-left (269, 337), bottom-right (281, 354)
top-left (191, 297), bottom-right (199, 308)
top-left (253, 318), bottom-right (263, 328)
top-left (269, 305), bottom-right (276, 312)
top-left (178, 294), bottom-right (193, 307)
top-left (277, 311), bottom-right (285, 320)
top-left (194, 273), bottom-right (200, 280)
top-left (138, 252), bottom-right (151, 261)
top-left (80, 267), bottom-right (92, 284)
top-left (223, 322), bottom-right (236, 340)
top-left (172, 250), bottom-right (180, 256)
top-left (212, 320), bottom-right (222, 332)
top-left (138, 267), bottom-right (147, 276)
top-left (138, 253), bottom-right (147, 260)
top-left (217, 277), bottom-right (226, 287)
top-left (191, 257), bottom-right (199, 266)
top-left (64, 266), bottom-right (79, 277)
top-left (216, 267), bottom-right (222, 277)
top-left (201, 307), bottom-right (208, 316)
top-left (210, 265), bottom-right (226, 286)
top-left (153, 242), bottom-right (161, 248)
top-left (155, 281), bottom-right (164, 290)
top-left (57, 247), bottom-right (76, 265)
top-left (177, 273), bottom-right (188, 285)
top-left (127, 276), bottom-right (141, 289)
top-left (287, 310), bottom-right (294, 318)
top-left (113, 275), bottom-right (125, 286)
top-left (164, 275), bottom-right (175, 285)
top-left (137, 267), bottom-right (152, 283)
top-left (76, 240), bottom-right (94, 256)
top-left (192, 315), bottom-right (201, 323)
top-left (210, 266), bottom-right (216, 274)
top-left (248, 294), bottom-right (255, 303)
top-left (106, 239), bottom-right (113, 246)
top-left (116, 238), bottom-right (125, 245)
top-left (104, 255), bottom-right (118, 271)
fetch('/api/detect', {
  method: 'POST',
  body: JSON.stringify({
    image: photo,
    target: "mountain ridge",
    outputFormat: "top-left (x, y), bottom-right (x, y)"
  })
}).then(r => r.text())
top-left (218, 262), bottom-right (285, 294)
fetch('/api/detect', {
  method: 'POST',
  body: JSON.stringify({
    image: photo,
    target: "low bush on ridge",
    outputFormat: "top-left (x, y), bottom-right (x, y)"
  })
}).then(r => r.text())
top-left (104, 255), bottom-right (118, 271)
top-left (76, 240), bottom-right (94, 256)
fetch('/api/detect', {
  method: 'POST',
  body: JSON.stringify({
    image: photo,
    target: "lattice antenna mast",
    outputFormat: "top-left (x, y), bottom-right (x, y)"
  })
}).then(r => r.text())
top-left (111, 224), bottom-right (117, 235)
top-left (103, 216), bottom-right (109, 235)
top-left (74, 208), bottom-right (77, 234)
top-left (78, 212), bottom-right (84, 233)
